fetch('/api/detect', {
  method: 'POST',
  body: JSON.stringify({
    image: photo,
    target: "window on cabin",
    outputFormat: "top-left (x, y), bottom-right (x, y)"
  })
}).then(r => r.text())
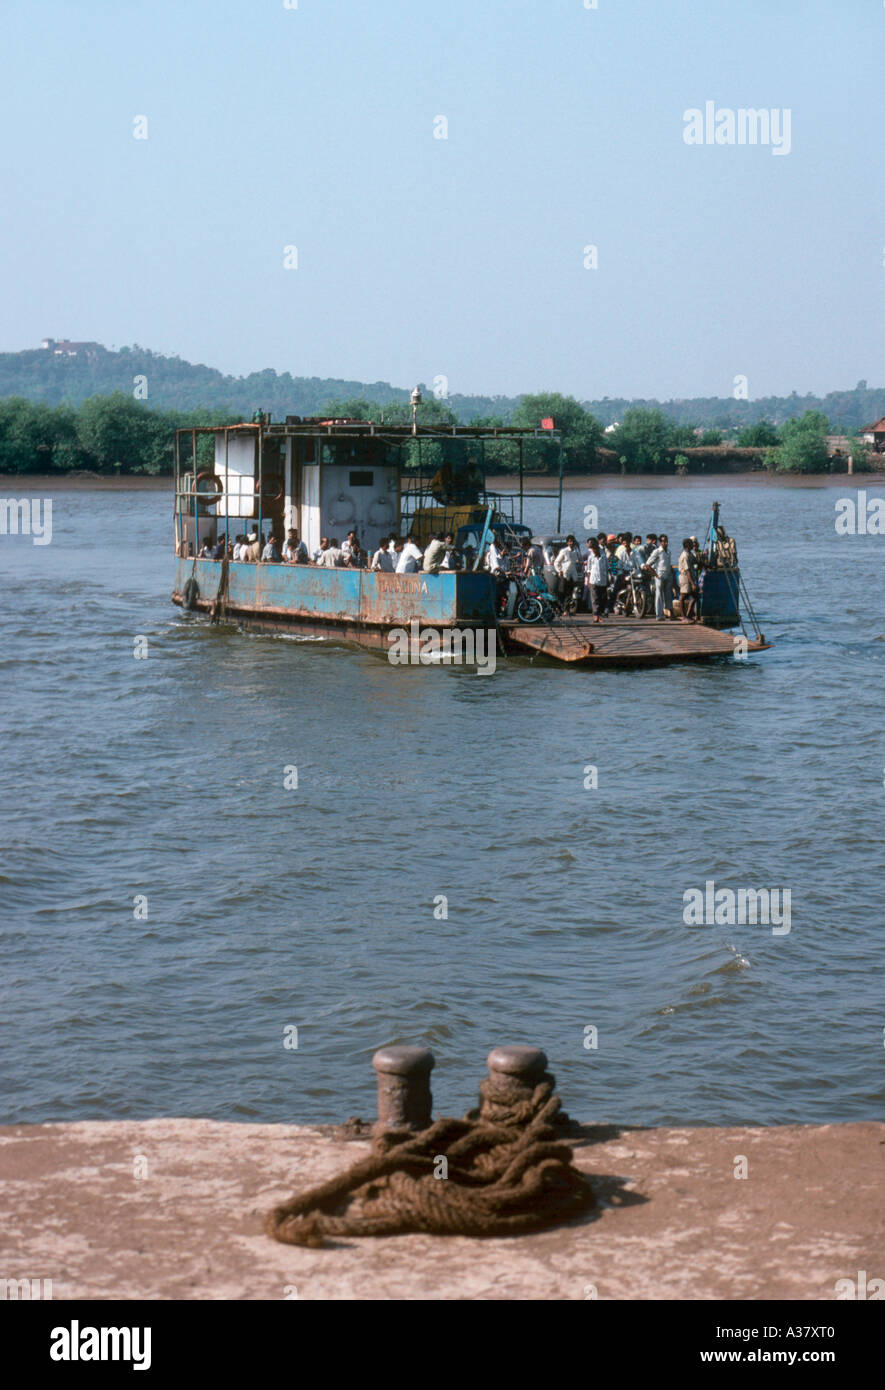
top-left (349, 470), bottom-right (374, 487)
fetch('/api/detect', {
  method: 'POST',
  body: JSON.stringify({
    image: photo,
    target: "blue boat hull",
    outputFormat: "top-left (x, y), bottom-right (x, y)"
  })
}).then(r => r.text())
top-left (172, 559), bottom-right (498, 639)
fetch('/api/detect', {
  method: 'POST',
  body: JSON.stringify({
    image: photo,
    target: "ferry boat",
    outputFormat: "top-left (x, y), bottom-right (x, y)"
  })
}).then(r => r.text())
top-left (171, 407), bottom-right (769, 667)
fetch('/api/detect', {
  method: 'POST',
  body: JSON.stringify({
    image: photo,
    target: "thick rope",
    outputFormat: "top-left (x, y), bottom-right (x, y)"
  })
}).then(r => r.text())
top-left (209, 555), bottom-right (230, 623)
top-left (265, 1075), bottom-right (594, 1248)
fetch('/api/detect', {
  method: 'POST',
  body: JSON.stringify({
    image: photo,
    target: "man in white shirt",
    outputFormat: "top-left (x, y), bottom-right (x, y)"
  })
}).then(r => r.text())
top-left (584, 537), bottom-right (609, 621)
top-left (485, 535), bottom-right (513, 613)
top-left (399, 534), bottom-right (423, 571)
top-left (396, 540), bottom-right (420, 573)
top-left (542, 540), bottom-right (563, 601)
top-left (485, 538), bottom-right (507, 574)
top-left (554, 534), bottom-right (583, 613)
top-left (645, 533), bottom-right (674, 620)
top-left (371, 542), bottom-right (394, 572)
top-left (313, 537), bottom-right (330, 564)
top-left (319, 539), bottom-right (344, 567)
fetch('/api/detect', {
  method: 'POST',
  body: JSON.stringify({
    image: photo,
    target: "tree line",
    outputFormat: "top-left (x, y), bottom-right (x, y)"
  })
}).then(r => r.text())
top-left (0, 395), bottom-right (241, 476)
top-left (1, 344), bottom-right (884, 433)
top-left (316, 393), bottom-right (869, 475)
top-left (0, 390), bottom-right (871, 477)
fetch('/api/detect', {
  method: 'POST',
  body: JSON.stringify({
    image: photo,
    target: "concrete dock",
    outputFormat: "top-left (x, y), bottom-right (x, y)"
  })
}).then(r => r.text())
top-left (1, 1119), bottom-right (882, 1300)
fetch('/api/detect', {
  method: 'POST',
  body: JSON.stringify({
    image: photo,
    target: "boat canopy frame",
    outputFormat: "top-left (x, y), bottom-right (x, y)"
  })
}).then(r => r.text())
top-left (173, 418), bottom-right (566, 550)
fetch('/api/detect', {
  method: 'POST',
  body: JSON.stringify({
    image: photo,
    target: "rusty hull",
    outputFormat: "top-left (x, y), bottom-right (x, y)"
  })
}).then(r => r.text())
top-left (172, 560), bottom-right (770, 667)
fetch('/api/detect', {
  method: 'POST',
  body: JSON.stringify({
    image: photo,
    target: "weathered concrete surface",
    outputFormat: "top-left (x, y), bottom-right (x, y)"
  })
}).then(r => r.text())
top-left (1, 1119), bottom-right (882, 1300)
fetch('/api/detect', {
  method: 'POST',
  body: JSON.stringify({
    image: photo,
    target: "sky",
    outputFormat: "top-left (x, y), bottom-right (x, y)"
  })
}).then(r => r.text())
top-left (0, 0), bottom-right (882, 401)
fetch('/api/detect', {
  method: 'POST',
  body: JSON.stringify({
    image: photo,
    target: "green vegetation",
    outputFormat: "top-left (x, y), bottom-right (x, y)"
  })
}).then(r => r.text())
top-left (668, 423), bottom-right (699, 449)
top-left (0, 393), bottom-right (241, 475)
top-left (318, 394), bottom-right (462, 473)
top-left (763, 411), bottom-right (831, 473)
top-left (1, 345), bottom-right (880, 475)
top-left (844, 432), bottom-right (872, 471)
top-left (320, 395), bottom-right (458, 428)
top-left (607, 408), bottom-right (674, 472)
top-left (736, 419), bottom-right (780, 448)
top-left (511, 392), bottom-right (603, 472)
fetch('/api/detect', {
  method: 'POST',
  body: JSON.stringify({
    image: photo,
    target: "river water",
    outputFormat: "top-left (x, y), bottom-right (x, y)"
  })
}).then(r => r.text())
top-left (1, 476), bottom-right (882, 1128)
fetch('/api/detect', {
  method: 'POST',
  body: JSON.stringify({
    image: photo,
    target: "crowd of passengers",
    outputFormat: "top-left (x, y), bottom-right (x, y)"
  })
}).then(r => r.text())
top-left (518, 531), bottom-right (705, 623)
top-left (195, 528), bottom-right (459, 573)
top-left (195, 527), bottom-right (704, 622)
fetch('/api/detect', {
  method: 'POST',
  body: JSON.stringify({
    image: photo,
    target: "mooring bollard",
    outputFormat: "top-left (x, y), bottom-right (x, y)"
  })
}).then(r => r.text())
top-left (372, 1045), bottom-right (435, 1134)
top-left (480, 1045), bottom-right (549, 1124)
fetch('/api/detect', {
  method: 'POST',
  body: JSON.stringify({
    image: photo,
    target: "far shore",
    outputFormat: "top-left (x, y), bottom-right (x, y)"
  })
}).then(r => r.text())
top-left (488, 472), bottom-right (882, 491)
top-left (0, 472), bottom-right (172, 490)
top-left (2, 470), bottom-right (883, 492)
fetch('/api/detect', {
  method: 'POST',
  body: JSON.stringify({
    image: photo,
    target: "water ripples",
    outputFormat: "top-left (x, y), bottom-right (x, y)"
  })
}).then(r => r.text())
top-left (1, 482), bottom-right (883, 1126)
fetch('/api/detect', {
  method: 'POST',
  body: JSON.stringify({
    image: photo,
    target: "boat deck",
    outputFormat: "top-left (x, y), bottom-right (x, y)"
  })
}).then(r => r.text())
top-left (500, 616), bottom-right (770, 666)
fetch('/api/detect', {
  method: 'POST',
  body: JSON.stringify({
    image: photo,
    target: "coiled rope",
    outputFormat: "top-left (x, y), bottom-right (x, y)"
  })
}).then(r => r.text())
top-left (265, 1073), bottom-right (594, 1248)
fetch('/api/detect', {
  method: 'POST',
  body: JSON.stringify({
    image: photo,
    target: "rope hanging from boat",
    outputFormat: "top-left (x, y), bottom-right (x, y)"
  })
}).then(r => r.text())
top-left (209, 556), bottom-right (230, 623)
top-left (265, 1073), bottom-right (594, 1248)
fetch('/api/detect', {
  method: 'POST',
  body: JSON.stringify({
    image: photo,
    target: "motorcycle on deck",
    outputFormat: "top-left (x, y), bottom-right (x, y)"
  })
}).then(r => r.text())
top-left (512, 570), bottom-right (560, 623)
top-left (614, 567), bottom-right (653, 617)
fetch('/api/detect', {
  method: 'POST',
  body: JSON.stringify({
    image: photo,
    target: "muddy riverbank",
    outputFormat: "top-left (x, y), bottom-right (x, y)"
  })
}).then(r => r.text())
top-left (3, 470), bottom-right (883, 494)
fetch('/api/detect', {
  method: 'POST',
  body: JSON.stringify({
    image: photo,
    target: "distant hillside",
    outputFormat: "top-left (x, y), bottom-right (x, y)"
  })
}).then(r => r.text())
top-left (0, 344), bottom-right (419, 417)
top-left (1, 342), bottom-right (883, 431)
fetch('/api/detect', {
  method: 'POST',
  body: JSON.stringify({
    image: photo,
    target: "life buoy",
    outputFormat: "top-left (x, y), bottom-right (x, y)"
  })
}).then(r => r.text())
top-left (255, 476), bottom-right (284, 501)
top-left (182, 577), bottom-right (199, 610)
top-left (195, 472), bottom-right (223, 507)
